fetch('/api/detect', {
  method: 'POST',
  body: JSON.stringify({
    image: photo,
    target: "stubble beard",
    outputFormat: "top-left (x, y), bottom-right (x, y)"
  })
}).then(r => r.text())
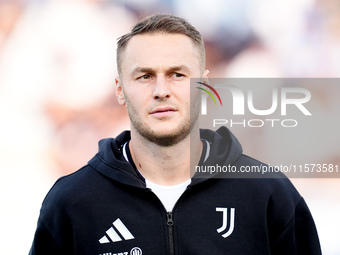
top-left (125, 96), bottom-right (200, 147)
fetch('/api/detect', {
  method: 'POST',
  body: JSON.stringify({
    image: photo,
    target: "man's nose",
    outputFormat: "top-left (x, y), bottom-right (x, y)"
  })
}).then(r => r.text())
top-left (153, 77), bottom-right (171, 99)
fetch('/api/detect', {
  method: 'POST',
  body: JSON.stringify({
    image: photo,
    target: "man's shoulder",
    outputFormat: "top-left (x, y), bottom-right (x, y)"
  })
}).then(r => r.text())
top-left (51, 165), bottom-right (95, 192)
top-left (235, 154), bottom-right (302, 208)
top-left (217, 154), bottom-right (302, 202)
top-left (40, 165), bottom-right (103, 213)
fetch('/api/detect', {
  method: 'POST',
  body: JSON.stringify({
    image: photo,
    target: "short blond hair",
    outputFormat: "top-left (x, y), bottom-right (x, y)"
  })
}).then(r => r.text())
top-left (117, 13), bottom-right (206, 75)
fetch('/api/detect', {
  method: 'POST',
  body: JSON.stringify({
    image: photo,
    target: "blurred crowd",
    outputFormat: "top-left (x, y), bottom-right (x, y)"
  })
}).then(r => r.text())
top-left (0, 0), bottom-right (339, 254)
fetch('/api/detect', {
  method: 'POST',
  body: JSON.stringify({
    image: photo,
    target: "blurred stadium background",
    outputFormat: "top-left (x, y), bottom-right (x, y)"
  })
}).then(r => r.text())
top-left (0, 0), bottom-right (339, 253)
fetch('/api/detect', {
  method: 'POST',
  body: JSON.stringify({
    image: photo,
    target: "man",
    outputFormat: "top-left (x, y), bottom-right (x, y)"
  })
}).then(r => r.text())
top-left (29, 14), bottom-right (321, 255)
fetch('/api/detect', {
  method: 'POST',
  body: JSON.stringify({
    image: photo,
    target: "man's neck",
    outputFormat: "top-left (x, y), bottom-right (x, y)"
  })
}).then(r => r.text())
top-left (129, 129), bottom-right (202, 186)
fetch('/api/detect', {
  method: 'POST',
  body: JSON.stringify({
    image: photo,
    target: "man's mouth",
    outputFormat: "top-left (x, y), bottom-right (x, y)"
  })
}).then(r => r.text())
top-left (150, 107), bottom-right (177, 117)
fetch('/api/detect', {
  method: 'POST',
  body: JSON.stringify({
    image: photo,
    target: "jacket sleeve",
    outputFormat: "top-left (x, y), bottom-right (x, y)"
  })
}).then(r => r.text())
top-left (270, 197), bottom-right (322, 255)
top-left (29, 179), bottom-right (75, 255)
top-left (29, 219), bottom-right (64, 255)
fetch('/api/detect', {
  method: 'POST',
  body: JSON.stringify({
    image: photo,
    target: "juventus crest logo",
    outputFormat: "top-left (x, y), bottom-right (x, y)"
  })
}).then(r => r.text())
top-left (216, 207), bottom-right (235, 238)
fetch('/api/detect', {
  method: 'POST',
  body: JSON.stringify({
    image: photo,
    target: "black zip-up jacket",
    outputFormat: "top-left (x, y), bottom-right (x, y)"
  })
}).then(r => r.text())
top-left (29, 127), bottom-right (321, 255)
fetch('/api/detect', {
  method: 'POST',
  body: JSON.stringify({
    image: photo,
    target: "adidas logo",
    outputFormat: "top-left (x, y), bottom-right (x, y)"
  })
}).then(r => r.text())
top-left (99, 218), bottom-right (135, 244)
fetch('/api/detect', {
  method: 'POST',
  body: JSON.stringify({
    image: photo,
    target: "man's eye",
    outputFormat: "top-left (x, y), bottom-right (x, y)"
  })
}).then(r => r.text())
top-left (173, 73), bottom-right (184, 78)
top-left (139, 74), bottom-right (151, 80)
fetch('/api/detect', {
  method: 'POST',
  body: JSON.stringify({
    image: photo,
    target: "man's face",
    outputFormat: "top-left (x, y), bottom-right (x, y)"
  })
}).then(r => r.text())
top-left (116, 33), bottom-right (207, 146)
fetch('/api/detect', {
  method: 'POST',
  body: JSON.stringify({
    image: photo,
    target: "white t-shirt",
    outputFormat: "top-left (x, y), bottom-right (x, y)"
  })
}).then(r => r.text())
top-left (122, 142), bottom-right (191, 211)
top-left (122, 140), bottom-right (210, 212)
top-left (145, 178), bottom-right (191, 212)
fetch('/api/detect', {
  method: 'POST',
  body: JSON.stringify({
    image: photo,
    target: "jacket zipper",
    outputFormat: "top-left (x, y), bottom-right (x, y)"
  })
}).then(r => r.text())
top-left (165, 186), bottom-right (192, 255)
top-left (167, 211), bottom-right (175, 255)
top-left (146, 186), bottom-right (192, 255)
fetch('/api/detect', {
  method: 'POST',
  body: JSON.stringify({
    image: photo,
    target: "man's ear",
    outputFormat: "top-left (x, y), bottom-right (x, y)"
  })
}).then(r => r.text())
top-left (115, 77), bottom-right (126, 106)
top-left (203, 69), bottom-right (209, 79)
top-left (201, 69), bottom-right (210, 84)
